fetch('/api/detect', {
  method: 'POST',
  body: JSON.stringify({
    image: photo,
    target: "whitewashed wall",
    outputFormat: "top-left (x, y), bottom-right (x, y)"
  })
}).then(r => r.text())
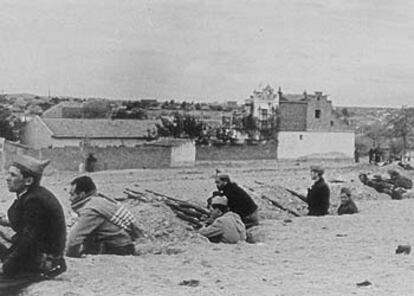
top-left (170, 141), bottom-right (196, 167)
top-left (278, 131), bottom-right (355, 159)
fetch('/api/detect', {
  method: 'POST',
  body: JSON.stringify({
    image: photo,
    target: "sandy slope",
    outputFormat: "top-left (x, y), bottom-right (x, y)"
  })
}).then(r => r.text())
top-left (1, 158), bottom-right (414, 295)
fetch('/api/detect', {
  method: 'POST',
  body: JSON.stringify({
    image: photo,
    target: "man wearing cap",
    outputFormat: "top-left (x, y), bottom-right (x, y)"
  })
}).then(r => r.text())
top-left (199, 196), bottom-right (246, 244)
top-left (305, 165), bottom-right (330, 216)
top-left (213, 174), bottom-right (259, 228)
top-left (337, 187), bottom-right (358, 215)
top-left (0, 155), bottom-right (66, 292)
top-left (66, 176), bottom-right (140, 257)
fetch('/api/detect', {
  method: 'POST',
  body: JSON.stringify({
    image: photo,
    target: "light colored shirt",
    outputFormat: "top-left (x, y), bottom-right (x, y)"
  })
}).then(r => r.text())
top-left (199, 211), bottom-right (246, 244)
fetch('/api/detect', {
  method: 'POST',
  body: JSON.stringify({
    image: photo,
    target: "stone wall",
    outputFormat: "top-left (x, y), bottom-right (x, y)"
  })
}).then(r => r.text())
top-left (278, 102), bottom-right (307, 131)
top-left (39, 146), bottom-right (172, 171)
top-left (196, 142), bottom-right (277, 161)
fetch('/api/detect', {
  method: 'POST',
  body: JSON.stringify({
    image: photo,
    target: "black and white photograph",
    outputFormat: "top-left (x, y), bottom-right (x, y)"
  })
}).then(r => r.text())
top-left (1, 0), bottom-right (414, 295)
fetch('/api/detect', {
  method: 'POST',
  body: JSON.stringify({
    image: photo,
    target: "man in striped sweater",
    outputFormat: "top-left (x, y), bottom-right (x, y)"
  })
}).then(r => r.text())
top-left (66, 176), bottom-right (142, 257)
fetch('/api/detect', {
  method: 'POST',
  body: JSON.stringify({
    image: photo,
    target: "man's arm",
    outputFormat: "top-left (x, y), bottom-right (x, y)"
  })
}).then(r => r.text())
top-left (199, 219), bottom-right (224, 241)
top-left (66, 209), bottom-right (103, 258)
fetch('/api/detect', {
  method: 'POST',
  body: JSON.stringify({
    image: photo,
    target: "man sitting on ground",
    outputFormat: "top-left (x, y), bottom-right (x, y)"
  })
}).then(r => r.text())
top-left (0, 155), bottom-right (66, 294)
top-left (337, 187), bottom-right (358, 215)
top-left (199, 196), bottom-right (246, 244)
top-left (212, 174), bottom-right (259, 228)
top-left (67, 176), bottom-right (142, 257)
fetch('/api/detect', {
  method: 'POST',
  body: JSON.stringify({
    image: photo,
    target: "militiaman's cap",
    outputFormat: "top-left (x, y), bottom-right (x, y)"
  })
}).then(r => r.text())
top-left (310, 165), bottom-right (324, 175)
top-left (11, 154), bottom-right (50, 176)
top-left (211, 195), bottom-right (228, 206)
top-left (216, 173), bottom-right (230, 182)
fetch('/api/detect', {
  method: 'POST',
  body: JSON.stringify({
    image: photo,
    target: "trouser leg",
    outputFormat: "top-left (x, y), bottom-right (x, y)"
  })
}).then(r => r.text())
top-left (242, 210), bottom-right (259, 229)
top-left (0, 273), bottom-right (41, 296)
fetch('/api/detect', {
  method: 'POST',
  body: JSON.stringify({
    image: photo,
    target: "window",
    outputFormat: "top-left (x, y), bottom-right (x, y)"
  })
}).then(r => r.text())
top-left (299, 134), bottom-right (303, 140)
top-left (330, 121), bottom-right (334, 127)
top-left (315, 109), bottom-right (321, 119)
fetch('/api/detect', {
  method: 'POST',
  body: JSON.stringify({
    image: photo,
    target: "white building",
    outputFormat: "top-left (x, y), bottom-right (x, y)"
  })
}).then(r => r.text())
top-left (21, 116), bottom-right (159, 149)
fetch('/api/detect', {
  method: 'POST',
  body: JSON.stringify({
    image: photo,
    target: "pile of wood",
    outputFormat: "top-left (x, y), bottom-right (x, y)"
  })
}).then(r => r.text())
top-left (124, 187), bottom-right (210, 228)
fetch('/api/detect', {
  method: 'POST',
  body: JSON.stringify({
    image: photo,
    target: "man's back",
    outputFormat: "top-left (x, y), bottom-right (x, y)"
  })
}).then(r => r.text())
top-left (67, 196), bottom-right (133, 256)
top-left (337, 200), bottom-right (358, 215)
top-left (222, 182), bottom-right (258, 218)
top-left (199, 212), bottom-right (246, 244)
top-left (307, 178), bottom-right (330, 216)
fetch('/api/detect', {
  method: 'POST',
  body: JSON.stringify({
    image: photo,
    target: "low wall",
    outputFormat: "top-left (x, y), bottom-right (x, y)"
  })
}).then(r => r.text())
top-left (39, 146), bottom-right (172, 171)
top-left (277, 131), bottom-right (355, 159)
top-left (196, 142), bottom-right (277, 161)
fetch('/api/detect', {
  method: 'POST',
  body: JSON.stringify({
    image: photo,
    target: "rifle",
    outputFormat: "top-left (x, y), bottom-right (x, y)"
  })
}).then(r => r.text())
top-left (242, 185), bottom-right (301, 217)
top-left (145, 189), bottom-right (209, 216)
top-left (124, 188), bottom-right (150, 202)
top-left (144, 189), bottom-right (210, 228)
top-left (283, 187), bottom-right (308, 204)
top-left (261, 195), bottom-right (301, 217)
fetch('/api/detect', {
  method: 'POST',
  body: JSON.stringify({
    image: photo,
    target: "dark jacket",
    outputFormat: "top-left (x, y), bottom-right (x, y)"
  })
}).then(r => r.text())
top-left (221, 182), bottom-right (258, 218)
top-left (392, 175), bottom-right (413, 189)
top-left (306, 178), bottom-right (330, 216)
top-left (4, 186), bottom-right (67, 275)
top-left (337, 200), bottom-right (358, 215)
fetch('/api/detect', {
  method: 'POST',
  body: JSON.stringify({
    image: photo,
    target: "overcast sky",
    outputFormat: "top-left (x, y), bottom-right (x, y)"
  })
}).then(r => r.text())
top-left (1, 0), bottom-right (414, 107)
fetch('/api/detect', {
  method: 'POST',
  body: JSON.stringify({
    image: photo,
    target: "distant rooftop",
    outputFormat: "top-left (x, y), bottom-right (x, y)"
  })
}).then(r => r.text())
top-left (41, 117), bottom-right (159, 139)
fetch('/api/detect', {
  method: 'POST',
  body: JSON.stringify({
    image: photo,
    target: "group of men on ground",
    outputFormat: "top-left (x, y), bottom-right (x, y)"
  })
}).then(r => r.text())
top-left (0, 155), bottom-right (362, 293)
top-left (359, 169), bottom-right (414, 200)
top-left (0, 155), bottom-right (142, 293)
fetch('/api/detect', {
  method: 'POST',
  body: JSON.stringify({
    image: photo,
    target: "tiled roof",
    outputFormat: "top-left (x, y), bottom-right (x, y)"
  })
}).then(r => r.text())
top-left (42, 118), bottom-right (159, 139)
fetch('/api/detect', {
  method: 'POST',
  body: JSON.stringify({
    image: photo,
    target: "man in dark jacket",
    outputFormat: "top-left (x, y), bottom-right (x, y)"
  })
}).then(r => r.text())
top-left (0, 155), bottom-right (67, 293)
top-left (213, 174), bottom-right (259, 228)
top-left (305, 165), bottom-right (330, 216)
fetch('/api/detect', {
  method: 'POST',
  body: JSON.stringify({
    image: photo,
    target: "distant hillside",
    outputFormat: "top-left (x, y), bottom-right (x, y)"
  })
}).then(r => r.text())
top-left (335, 106), bottom-right (399, 132)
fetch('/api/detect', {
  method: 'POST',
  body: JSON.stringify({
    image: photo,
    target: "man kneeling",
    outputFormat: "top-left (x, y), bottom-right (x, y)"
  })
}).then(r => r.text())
top-left (67, 176), bottom-right (140, 257)
top-left (199, 196), bottom-right (246, 243)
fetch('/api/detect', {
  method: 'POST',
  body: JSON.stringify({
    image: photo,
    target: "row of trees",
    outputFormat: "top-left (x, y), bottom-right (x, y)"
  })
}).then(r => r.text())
top-left (359, 106), bottom-right (414, 157)
top-left (155, 111), bottom-right (280, 144)
top-left (0, 106), bottom-right (23, 141)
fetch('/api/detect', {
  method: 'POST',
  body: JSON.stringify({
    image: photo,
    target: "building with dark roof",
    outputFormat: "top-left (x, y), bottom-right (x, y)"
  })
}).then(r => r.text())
top-left (21, 116), bottom-right (159, 149)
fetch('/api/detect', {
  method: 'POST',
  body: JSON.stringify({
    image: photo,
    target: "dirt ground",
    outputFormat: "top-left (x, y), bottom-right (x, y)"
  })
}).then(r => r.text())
top-left (1, 157), bottom-right (414, 296)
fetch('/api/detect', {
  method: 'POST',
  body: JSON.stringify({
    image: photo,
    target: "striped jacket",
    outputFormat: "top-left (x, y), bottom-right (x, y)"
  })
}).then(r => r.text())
top-left (67, 194), bottom-right (140, 257)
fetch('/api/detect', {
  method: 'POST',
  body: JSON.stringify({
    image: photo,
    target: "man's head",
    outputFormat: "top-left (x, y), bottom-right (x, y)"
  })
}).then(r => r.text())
top-left (69, 176), bottom-right (97, 204)
top-left (340, 187), bottom-right (352, 204)
top-left (310, 165), bottom-right (324, 180)
top-left (215, 173), bottom-right (230, 190)
top-left (6, 155), bottom-right (50, 193)
top-left (209, 195), bottom-right (229, 219)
